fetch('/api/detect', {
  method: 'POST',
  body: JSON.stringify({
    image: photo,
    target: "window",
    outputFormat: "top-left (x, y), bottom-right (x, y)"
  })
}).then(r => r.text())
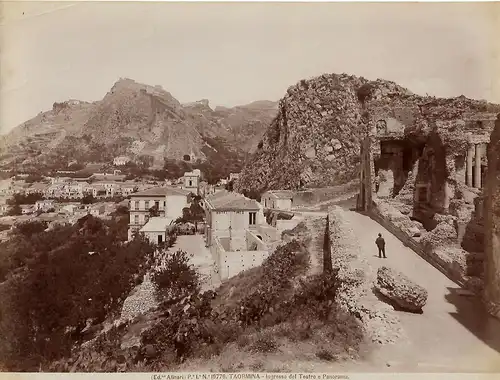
top-left (134, 201), bottom-right (139, 210)
top-left (155, 201), bottom-right (159, 209)
top-left (249, 212), bottom-right (257, 225)
top-left (145, 215), bottom-right (149, 223)
top-left (134, 215), bottom-right (139, 224)
top-left (145, 200), bottom-right (150, 209)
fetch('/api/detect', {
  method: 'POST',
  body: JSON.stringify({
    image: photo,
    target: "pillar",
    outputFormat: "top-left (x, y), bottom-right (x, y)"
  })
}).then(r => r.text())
top-left (475, 144), bottom-right (482, 188)
top-left (466, 144), bottom-right (474, 186)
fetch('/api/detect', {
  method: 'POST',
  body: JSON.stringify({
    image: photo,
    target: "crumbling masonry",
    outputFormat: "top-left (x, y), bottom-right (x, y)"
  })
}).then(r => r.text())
top-left (359, 101), bottom-right (500, 318)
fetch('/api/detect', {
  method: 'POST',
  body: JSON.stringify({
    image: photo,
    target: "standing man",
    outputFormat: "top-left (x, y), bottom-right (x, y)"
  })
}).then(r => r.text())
top-left (376, 233), bottom-right (386, 258)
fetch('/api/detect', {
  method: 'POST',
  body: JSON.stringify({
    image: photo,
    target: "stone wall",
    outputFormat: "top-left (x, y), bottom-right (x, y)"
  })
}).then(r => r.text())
top-left (484, 114), bottom-right (500, 319)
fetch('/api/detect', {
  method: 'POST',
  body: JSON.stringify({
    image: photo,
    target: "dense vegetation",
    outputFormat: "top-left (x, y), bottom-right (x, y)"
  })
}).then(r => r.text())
top-left (50, 231), bottom-right (365, 372)
top-left (0, 213), bottom-right (155, 371)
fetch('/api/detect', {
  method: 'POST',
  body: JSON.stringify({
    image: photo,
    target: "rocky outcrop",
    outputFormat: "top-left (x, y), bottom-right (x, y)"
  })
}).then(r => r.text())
top-left (484, 114), bottom-right (500, 319)
top-left (235, 73), bottom-right (500, 195)
top-left (375, 266), bottom-right (428, 313)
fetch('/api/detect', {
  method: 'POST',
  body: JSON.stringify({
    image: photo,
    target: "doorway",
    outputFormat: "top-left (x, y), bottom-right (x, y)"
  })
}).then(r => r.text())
top-left (158, 235), bottom-right (163, 244)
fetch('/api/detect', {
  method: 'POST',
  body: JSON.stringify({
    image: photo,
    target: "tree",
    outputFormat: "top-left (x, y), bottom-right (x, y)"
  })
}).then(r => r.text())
top-left (81, 194), bottom-right (95, 205)
top-left (225, 180), bottom-right (234, 192)
top-left (0, 216), bottom-right (155, 371)
top-left (14, 220), bottom-right (48, 237)
top-left (149, 204), bottom-right (160, 217)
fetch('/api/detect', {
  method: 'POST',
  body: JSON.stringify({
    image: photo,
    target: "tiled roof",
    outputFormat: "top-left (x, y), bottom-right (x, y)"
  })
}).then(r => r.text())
top-left (29, 183), bottom-right (49, 190)
top-left (130, 186), bottom-right (191, 197)
top-left (140, 217), bottom-right (173, 232)
top-left (265, 190), bottom-right (294, 199)
top-left (206, 190), bottom-right (260, 211)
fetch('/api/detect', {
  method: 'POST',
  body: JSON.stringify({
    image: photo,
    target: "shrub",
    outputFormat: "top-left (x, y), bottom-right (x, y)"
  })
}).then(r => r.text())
top-left (356, 83), bottom-right (374, 103)
top-left (152, 249), bottom-right (200, 304)
top-left (249, 335), bottom-right (278, 353)
top-left (13, 220), bottom-right (48, 237)
top-left (316, 348), bottom-right (336, 361)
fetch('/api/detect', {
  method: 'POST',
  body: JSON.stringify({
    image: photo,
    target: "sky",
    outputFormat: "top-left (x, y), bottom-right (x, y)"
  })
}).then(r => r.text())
top-left (1, 1), bottom-right (499, 134)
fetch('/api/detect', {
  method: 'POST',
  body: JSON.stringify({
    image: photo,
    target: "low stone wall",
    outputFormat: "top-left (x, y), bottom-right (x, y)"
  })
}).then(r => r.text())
top-left (366, 204), bottom-right (470, 290)
top-left (218, 249), bottom-right (270, 281)
top-left (293, 180), bottom-right (360, 207)
top-left (211, 235), bottom-right (270, 281)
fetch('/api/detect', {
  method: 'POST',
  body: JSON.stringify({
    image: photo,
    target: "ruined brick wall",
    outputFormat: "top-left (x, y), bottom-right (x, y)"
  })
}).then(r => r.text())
top-left (484, 114), bottom-right (500, 319)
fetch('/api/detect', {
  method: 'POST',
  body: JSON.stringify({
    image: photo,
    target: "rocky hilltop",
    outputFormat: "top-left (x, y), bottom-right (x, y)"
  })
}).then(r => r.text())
top-left (235, 73), bottom-right (500, 194)
top-left (0, 78), bottom-right (277, 170)
top-left (184, 99), bottom-right (278, 153)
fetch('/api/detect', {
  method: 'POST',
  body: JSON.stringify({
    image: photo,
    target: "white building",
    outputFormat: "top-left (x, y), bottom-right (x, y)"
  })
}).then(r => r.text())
top-left (113, 156), bottom-right (131, 166)
top-left (89, 204), bottom-right (105, 217)
top-left (128, 186), bottom-right (191, 241)
top-left (35, 199), bottom-right (55, 212)
top-left (182, 169), bottom-right (202, 195)
top-left (139, 217), bottom-right (174, 245)
top-left (261, 190), bottom-right (294, 211)
top-left (204, 190), bottom-right (264, 249)
top-left (61, 203), bottom-right (80, 215)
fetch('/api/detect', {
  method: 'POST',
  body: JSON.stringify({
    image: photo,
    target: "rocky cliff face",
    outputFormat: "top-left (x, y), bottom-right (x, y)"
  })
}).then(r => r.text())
top-left (184, 99), bottom-right (278, 153)
top-left (0, 78), bottom-right (276, 170)
top-left (484, 114), bottom-right (500, 318)
top-left (235, 73), bottom-right (500, 195)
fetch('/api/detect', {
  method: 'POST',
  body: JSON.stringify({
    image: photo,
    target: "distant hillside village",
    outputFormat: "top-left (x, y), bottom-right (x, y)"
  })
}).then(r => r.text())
top-left (0, 157), bottom-right (245, 242)
top-left (0, 154), bottom-right (308, 281)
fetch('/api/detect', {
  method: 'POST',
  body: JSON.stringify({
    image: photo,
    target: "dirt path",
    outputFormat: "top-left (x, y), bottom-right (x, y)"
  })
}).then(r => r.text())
top-left (303, 216), bottom-right (326, 275)
top-left (341, 210), bottom-right (500, 372)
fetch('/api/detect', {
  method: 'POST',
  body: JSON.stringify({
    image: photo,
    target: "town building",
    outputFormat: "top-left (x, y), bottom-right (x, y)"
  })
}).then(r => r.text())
top-left (139, 217), bottom-right (174, 245)
top-left (182, 169), bottom-right (202, 195)
top-left (89, 204), bottom-right (106, 217)
top-left (261, 190), bottom-right (294, 211)
top-left (128, 186), bottom-right (191, 240)
top-left (61, 203), bottom-right (80, 215)
top-left (204, 190), bottom-right (279, 280)
top-left (26, 183), bottom-right (49, 195)
top-left (0, 197), bottom-right (8, 216)
top-left (35, 199), bottom-right (55, 212)
top-left (113, 156), bottom-right (131, 166)
top-left (203, 190), bottom-right (264, 248)
top-left (91, 173), bottom-right (126, 182)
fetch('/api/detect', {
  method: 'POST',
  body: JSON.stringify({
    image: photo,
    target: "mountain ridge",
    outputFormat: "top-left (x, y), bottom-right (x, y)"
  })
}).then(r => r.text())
top-left (0, 78), bottom-right (278, 171)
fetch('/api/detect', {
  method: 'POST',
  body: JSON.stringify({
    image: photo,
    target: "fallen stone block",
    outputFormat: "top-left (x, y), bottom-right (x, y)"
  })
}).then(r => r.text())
top-left (375, 266), bottom-right (428, 313)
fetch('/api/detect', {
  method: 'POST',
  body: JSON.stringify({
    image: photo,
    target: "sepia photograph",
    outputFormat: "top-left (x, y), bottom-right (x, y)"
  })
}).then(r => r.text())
top-left (0, 0), bottom-right (500, 375)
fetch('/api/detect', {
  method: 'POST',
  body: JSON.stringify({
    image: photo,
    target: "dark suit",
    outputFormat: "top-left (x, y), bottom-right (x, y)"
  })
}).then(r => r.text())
top-left (376, 236), bottom-right (386, 258)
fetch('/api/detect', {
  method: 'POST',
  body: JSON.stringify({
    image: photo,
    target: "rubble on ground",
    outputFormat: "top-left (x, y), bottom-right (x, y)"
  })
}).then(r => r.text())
top-left (119, 274), bottom-right (158, 322)
top-left (375, 266), bottom-right (428, 313)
